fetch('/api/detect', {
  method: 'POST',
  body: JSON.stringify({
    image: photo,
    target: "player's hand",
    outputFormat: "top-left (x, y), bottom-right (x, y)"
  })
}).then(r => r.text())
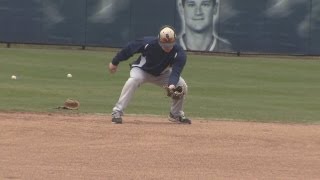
top-left (109, 62), bottom-right (118, 74)
top-left (164, 85), bottom-right (184, 100)
top-left (168, 84), bottom-right (175, 90)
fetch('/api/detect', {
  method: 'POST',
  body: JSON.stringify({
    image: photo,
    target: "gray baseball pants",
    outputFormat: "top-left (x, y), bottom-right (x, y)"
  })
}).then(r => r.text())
top-left (112, 67), bottom-right (188, 117)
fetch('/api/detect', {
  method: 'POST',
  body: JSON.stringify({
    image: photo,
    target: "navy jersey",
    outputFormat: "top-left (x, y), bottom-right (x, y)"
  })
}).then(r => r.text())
top-left (112, 37), bottom-right (187, 86)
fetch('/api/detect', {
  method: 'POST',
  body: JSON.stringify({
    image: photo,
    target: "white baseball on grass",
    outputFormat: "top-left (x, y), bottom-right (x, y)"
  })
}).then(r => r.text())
top-left (11, 75), bottom-right (17, 80)
top-left (67, 73), bottom-right (72, 78)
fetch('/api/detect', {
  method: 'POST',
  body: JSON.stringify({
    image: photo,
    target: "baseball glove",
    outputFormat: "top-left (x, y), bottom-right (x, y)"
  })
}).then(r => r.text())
top-left (57, 99), bottom-right (80, 110)
top-left (165, 86), bottom-right (184, 100)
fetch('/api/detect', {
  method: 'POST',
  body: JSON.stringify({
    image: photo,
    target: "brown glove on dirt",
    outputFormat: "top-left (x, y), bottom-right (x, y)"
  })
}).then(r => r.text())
top-left (58, 99), bottom-right (80, 110)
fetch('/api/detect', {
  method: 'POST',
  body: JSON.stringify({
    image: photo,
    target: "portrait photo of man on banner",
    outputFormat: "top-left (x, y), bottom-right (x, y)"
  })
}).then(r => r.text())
top-left (176, 0), bottom-right (232, 52)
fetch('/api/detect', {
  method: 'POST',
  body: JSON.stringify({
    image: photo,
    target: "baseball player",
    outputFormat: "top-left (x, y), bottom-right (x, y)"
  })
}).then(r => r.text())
top-left (108, 25), bottom-right (191, 124)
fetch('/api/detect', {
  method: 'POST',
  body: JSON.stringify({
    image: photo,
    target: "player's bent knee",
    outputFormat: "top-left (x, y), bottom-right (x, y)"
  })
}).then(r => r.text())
top-left (182, 83), bottom-right (188, 95)
top-left (127, 77), bottom-right (144, 87)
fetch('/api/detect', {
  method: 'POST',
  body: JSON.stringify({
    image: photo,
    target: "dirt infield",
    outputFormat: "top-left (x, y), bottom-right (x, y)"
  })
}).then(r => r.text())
top-left (0, 112), bottom-right (319, 180)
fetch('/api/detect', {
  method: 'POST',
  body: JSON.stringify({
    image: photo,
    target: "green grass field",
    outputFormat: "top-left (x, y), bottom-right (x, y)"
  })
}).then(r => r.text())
top-left (1, 47), bottom-right (319, 123)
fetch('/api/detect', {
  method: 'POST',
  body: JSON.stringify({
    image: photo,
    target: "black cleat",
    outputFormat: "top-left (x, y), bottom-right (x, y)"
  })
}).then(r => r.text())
top-left (111, 111), bottom-right (123, 124)
top-left (168, 113), bottom-right (191, 124)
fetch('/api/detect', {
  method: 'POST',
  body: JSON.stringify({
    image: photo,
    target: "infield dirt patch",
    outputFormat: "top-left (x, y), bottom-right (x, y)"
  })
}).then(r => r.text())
top-left (0, 112), bottom-right (319, 180)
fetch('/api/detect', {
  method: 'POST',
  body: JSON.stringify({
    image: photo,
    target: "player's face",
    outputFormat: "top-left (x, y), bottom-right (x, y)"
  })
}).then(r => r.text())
top-left (183, 0), bottom-right (216, 33)
top-left (159, 42), bottom-right (174, 53)
top-left (161, 45), bottom-right (174, 53)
